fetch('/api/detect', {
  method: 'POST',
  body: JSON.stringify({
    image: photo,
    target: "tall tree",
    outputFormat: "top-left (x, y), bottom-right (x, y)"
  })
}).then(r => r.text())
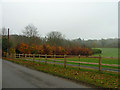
top-left (47, 31), bottom-right (65, 46)
top-left (22, 24), bottom-right (41, 45)
top-left (23, 24), bottom-right (39, 38)
top-left (2, 27), bottom-right (7, 36)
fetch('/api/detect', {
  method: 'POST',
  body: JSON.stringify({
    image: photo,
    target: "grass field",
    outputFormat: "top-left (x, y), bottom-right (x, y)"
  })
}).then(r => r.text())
top-left (14, 48), bottom-right (119, 71)
top-left (92, 48), bottom-right (118, 57)
top-left (27, 56), bottom-right (118, 65)
top-left (25, 55), bottom-right (119, 70)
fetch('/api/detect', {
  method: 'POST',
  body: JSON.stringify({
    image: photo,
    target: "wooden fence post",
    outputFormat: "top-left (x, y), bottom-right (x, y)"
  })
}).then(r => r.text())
top-left (45, 54), bottom-right (47, 64)
top-left (99, 55), bottom-right (101, 71)
top-left (22, 54), bottom-right (23, 58)
top-left (25, 54), bottom-right (27, 58)
top-left (79, 55), bottom-right (80, 69)
top-left (10, 54), bottom-right (12, 58)
top-left (39, 54), bottom-right (41, 63)
top-left (12, 54), bottom-right (14, 58)
top-left (54, 54), bottom-right (56, 66)
top-left (19, 54), bottom-right (20, 58)
top-left (64, 54), bottom-right (66, 68)
top-left (33, 54), bottom-right (35, 62)
top-left (14, 54), bottom-right (16, 58)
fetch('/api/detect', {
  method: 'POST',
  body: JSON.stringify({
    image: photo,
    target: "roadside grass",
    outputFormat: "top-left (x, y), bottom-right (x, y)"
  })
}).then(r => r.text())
top-left (26, 57), bottom-right (119, 70)
top-left (92, 48), bottom-right (118, 57)
top-left (3, 57), bottom-right (119, 88)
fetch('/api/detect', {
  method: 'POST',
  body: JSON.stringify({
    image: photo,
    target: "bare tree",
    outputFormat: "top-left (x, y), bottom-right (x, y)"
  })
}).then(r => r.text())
top-left (2, 27), bottom-right (7, 36)
top-left (23, 24), bottom-right (39, 38)
top-left (47, 31), bottom-right (64, 39)
top-left (47, 31), bottom-right (65, 46)
top-left (22, 24), bottom-right (41, 45)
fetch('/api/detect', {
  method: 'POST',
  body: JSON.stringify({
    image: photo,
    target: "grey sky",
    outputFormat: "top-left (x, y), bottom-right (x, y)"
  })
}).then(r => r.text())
top-left (0, 2), bottom-right (2, 29)
top-left (2, 0), bottom-right (118, 40)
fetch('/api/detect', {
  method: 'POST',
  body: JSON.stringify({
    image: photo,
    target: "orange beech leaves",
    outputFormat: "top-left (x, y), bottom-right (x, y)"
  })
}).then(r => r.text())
top-left (29, 44), bottom-right (39, 54)
top-left (16, 43), bottom-right (30, 54)
top-left (16, 42), bottom-right (92, 56)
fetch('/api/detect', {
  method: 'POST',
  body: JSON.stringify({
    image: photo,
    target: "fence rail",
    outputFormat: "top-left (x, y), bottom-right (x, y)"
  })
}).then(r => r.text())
top-left (9, 54), bottom-right (119, 71)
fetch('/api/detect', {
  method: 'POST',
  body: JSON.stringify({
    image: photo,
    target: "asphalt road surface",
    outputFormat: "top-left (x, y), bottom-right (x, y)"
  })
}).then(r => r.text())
top-left (2, 60), bottom-right (92, 88)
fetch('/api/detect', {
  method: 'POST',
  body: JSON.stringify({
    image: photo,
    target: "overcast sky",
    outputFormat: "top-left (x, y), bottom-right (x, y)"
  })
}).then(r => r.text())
top-left (1, 0), bottom-right (118, 40)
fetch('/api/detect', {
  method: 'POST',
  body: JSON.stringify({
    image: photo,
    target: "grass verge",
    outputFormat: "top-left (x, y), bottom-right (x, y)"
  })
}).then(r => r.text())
top-left (3, 57), bottom-right (120, 88)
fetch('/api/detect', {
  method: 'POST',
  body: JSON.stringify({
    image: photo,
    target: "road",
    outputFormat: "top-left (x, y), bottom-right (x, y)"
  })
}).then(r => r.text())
top-left (2, 60), bottom-right (93, 88)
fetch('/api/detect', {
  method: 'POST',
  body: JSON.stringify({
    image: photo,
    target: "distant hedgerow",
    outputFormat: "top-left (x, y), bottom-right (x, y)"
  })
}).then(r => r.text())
top-left (91, 49), bottom-right (102, 55)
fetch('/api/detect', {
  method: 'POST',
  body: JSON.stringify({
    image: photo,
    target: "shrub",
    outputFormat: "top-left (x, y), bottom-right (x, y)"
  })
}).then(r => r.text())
top-left (3, 52), bottom-right (7, 57)
top-left (92, 48), bottom-right (102, 55)
top-left (15, 42), bottom-right (92, 56)
top-left (16, 43), bottom-right (30, 54)
top-left (80, 48), bottom-right (92, 56)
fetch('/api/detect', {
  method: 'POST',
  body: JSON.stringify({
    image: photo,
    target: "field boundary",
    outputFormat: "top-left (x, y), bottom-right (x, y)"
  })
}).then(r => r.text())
top-left (8, 54), bottom-right (119, 72)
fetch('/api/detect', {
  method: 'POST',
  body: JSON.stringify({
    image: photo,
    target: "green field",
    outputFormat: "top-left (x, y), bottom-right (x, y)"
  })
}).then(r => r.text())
top-left (28, 56), bottom-right (118, 65)
top-left (26, 56), bottom-right (119, 70)
top-left (92, 48), bottom-right (118, 57)
top-left (15, 48), bottom-right (119, 70)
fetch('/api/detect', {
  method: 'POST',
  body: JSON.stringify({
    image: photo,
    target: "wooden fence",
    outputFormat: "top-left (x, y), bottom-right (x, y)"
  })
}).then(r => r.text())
top-left (9, 54), bottom-right (120, 71)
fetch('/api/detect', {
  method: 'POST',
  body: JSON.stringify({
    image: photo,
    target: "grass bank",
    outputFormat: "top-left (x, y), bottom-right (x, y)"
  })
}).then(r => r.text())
top-left (3, 57), bottom-right (119, 88)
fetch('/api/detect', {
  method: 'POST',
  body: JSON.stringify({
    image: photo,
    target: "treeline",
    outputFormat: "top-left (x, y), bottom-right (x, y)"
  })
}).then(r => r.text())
top-left (2, 34), bottom-right (118, 50)
top-left (1, 24), bottom-right (118, 56)
top-left (73, 38), bottom-right (118, 48)
top-left (2, 34), bottom-right (92, 56)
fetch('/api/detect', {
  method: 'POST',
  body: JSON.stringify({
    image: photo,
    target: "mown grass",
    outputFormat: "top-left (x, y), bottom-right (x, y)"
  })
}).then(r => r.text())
top-left (92, 48), bottom-right (118, 57)
top-left (30, 57), bottom-right (119, 70)
top-left (32, 56), bottom-right (118, 65)
top-left (56, 57), bottom-right (118, 64)
top-left (3, 57), bottom-right (120, 88)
